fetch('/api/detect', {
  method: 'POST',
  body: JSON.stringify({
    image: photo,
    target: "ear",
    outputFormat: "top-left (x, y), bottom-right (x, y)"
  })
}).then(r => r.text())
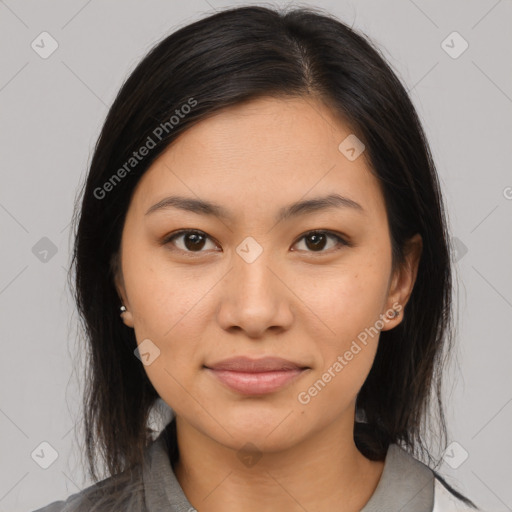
top-left (380, 233), bottom-right (422, 331)
top-left (111, 251), bottom-right (134, 329)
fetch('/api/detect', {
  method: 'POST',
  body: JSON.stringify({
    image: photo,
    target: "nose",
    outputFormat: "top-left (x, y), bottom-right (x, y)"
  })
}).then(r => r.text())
top-left (215, 251), bottom-right (294, 338)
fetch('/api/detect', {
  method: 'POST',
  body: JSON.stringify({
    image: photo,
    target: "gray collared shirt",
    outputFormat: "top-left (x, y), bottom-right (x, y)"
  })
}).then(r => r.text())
top-left (33, 421), bottom-right (470, 512)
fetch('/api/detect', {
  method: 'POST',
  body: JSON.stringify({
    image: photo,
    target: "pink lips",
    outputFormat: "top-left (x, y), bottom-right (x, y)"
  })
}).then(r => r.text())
top-left (204, 356), bottom-right (309, 395)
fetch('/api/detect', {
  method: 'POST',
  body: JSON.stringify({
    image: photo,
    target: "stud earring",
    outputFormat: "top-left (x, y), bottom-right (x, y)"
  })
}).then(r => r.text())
top-left (120, 305), bottom-right (127, 316)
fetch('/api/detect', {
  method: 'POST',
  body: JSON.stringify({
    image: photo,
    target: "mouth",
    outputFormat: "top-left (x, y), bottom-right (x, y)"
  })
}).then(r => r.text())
top-left (203, 356), bottom-right (310, 395)
top-left (204, 367), bottom-right (309, 395)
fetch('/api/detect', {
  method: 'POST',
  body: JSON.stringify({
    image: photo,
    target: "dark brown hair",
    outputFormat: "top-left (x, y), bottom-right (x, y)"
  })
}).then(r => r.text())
top-left (68, 3), bottom-right (472, 506)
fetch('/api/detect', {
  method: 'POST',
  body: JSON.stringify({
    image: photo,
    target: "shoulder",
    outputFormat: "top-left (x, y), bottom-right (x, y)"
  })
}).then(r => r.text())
top-left (366, 443), bottom-right (479, 512)
top-left (31, 500), bottom-right (68, 512)
top-left (433, 474), bottom-right (480, 511)
top-left (30, 464), bottom-right (145, 512)
top-left (31, 422), bottom-right (178, 512)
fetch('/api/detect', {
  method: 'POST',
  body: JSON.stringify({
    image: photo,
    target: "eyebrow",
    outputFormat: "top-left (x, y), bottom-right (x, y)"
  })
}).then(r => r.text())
top-left (145, 193), bottom-right (365, 223)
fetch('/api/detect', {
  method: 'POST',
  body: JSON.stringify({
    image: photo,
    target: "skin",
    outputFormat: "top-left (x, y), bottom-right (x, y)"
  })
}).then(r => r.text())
top-left (114, 95), bottom-right (422, 512)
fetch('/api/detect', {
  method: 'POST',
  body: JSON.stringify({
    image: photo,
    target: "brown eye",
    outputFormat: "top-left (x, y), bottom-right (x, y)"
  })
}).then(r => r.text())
top-left (163, 229), bottom-right (349, 257)
top-left (164, 230), bottom-right (218, 254)
top-left (292, 230), bottom-right (348, 253)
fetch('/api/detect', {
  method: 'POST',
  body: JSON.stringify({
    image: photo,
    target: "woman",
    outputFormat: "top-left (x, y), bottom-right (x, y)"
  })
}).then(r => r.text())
top-left (33, 5), bottom-right (479, 511)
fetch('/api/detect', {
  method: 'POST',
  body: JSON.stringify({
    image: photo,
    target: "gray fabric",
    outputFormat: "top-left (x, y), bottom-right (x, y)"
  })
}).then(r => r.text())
top-left (142, 430), bottom-right (194, 512)
top-left (31, 502), bottom-right (67, 512)
top-left (32, 422), bottom-right (435, 511)
top-left (360, 443), bottom-right (434, 511)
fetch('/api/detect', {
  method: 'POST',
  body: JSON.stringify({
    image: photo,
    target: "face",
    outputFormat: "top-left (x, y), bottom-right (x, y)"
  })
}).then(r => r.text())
top-left (114, 96), bottom-right (421, 453)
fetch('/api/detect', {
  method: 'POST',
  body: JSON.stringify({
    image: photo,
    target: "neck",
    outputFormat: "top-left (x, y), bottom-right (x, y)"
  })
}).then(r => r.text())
top-left (172, 413), bottom-right (385, 512)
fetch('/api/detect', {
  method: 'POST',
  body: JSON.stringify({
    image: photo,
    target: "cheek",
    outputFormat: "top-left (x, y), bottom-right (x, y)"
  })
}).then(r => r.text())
top-left (124, 247), bottom-right (214, 336)
top-left (294, 257), bottom-right (388, 388)
top-left (297, 285), bottom-right (381, 413)
top-left (296, 258), bottom-right (389, 339)
top-left (125, 258), bottom-right (222, 387)
top-left (128, 269), bottom-right (213, 414)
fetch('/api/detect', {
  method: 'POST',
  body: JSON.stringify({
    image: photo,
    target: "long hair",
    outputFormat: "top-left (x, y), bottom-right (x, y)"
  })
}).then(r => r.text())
top-left (69, 2), bottom-right (458, 495)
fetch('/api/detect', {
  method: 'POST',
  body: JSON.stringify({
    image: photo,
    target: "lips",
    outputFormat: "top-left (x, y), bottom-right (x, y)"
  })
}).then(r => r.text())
top-left (205, 356), bottom-right (308, 372)
top-left (204, 356), bottom-right (310, 395)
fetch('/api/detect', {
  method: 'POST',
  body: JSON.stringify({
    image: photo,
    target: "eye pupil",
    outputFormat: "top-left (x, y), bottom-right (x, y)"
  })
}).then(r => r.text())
top-left (184, 232), bottom-right (206, 251)
top-left (305, 232), bottom-right (327, 251)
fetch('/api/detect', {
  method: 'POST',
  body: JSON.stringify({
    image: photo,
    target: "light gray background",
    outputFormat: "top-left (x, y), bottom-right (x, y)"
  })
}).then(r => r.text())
top-left (1, 0), bottom-right (511, 511)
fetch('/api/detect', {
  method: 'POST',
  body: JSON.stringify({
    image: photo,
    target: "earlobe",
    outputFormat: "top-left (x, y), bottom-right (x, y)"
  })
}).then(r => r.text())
top-left (119, 305), bottom-right (135, 328)
top-left (115, 281), bottom-right (134, 328)
top-left (111, 253), bottom-right (135, 328)
top-left (381, 233), bottom-right (423, 331)
top-left (380, 301), bottom-right (403, 331)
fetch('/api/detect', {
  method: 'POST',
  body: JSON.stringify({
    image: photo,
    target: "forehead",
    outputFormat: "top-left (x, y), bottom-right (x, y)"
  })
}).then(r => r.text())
top-left (130, 96), bottom-right (386, 223)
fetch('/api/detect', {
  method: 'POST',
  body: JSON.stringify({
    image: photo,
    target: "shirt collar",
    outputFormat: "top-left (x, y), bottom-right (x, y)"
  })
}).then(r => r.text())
top-left (360, 443), bottom-right (434, 511)
top-left (142, 421), bottom-right (434, 512)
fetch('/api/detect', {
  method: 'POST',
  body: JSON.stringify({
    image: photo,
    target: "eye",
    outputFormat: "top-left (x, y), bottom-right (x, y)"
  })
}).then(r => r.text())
top-left (162, 229), bottom-right (350, 256)
top-left (163, 229), bottom-right (219, 256)
top-left (291, 230), bottom-right (349, 253)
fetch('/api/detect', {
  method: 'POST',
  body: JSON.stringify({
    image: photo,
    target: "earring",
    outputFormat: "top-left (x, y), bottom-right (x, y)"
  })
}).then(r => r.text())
top-left (392, 309), bottom-right (400, 318)
top-left (120, 305), bottom-right (127, 316)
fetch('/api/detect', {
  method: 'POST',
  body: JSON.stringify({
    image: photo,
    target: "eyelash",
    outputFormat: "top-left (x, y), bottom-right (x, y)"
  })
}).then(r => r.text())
top-left (162, 229), bottom-right (350, 257)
